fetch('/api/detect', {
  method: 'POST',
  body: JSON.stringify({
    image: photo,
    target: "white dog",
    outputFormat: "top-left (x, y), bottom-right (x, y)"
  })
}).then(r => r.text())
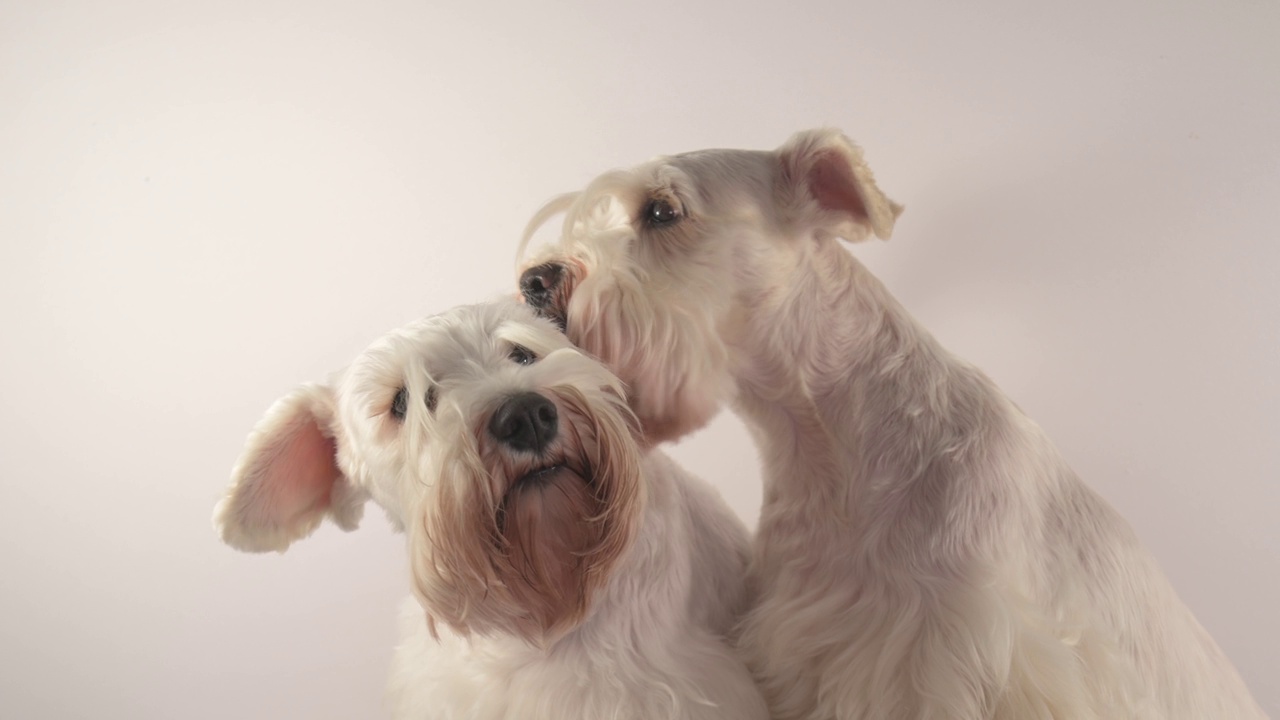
top-left (213, 300), bottom-right (769, 720)
top-left (517, 129), bottom-right (1265, 719)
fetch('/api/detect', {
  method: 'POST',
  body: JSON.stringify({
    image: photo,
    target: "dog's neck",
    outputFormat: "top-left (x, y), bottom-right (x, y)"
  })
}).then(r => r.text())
top-left (731, 237), bottom-right (985, 519)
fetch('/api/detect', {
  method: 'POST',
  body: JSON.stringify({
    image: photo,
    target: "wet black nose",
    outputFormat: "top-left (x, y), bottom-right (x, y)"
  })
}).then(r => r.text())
top-left (488, 392), bottom-right (558, 453)
top-left (520, 263), bottom-right (564, 310)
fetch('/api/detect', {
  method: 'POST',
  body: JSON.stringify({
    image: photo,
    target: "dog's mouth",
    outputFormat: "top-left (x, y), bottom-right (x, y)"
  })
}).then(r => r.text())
top-left (496, 462), bottom-right (592, 535)
top-left (514, 464), bottom-right (571, 488)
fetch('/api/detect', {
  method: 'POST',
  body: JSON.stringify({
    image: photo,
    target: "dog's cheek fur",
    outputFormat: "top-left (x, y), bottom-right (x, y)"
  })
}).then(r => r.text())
top-left (408, 432), bottom-right (499, 638)
top-left (567, 267), bottom-right (733, 444)
top-left (551, 384), bottom-right (647, 597)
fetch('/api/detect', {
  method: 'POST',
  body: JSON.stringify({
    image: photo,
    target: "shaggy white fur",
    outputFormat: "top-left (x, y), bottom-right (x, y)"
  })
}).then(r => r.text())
top-left (213, 300), bottom-right (768, 720)
top-left (518, 129), bottom-right (1266, 719)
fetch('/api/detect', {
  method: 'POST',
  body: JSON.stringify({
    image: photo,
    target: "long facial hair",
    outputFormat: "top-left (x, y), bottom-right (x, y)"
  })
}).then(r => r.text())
top-left (409, 384), bottom-right (644, 645)
top-left (522, 188), bottom-right (732, 443)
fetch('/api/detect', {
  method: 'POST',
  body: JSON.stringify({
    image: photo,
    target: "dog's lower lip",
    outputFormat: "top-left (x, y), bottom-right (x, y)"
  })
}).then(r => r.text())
top-left (516, 464), bottom-right (566, 487)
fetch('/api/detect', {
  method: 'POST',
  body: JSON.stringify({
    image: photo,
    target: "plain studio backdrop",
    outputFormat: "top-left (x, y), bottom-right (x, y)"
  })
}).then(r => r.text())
top-left (1, 0), bottom-right (1277, 717)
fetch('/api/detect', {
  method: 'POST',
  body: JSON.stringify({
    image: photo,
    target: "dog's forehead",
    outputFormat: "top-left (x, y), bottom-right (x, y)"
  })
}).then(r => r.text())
top-left (349, 302), bottom-right (568, 381)
top-left (555, 150), bottom-right (776, 237)
top-left (615, 148), bottom-right (776, 207)
top-left (668, 147), bottom-right (772, 170)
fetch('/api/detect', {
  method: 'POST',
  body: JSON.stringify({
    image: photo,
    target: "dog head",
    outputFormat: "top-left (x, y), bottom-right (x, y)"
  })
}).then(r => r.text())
top-left (517, 128), bottom-right (902, 442)
top-left (213, 299), bottom-right (645, 644)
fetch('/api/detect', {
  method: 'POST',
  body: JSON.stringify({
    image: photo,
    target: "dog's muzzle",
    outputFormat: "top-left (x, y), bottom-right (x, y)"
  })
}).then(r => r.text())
top-left (519, 263), bottom-right (566, 327)
top-left (489, 391), bottom-right (558, 454)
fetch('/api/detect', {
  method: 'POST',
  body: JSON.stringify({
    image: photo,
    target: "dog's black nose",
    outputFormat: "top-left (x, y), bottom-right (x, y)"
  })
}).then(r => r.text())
top-left (489, 392), bottom-right (558, 453)
top-left (520, 263), bottom-right (564, 310)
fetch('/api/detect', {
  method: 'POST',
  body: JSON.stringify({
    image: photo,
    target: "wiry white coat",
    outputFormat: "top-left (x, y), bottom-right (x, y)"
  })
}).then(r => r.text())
top-left (519, 129), bottom-right (1266, 719)
top-left (213, 300), bottom-right (768, 720)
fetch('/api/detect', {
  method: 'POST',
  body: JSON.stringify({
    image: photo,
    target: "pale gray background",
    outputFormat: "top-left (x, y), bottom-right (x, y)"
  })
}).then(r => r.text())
top-left (1, 0), bottom-right (1276, 717)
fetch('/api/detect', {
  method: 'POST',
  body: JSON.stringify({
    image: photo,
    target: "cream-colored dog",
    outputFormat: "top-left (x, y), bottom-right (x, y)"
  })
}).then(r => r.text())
top-left (213, 300), bottom-right (768, 720)
top-left (518, 129), bottom-right (1264, 719)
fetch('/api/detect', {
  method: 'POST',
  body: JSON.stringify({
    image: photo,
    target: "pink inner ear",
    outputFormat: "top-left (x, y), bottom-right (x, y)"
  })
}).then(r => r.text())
top-left (809, 148), bottom-right (870, 220)
top-left (247, 415), bottom-right (341, 531)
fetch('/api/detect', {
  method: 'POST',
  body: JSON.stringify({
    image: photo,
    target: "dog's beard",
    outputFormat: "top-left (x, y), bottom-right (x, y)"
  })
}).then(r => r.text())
top-left (498, 465), bottom-right (596, 622)
top-left (562, 272), bottom-right (732, 444)
top-left (409, 385), bottom-right (643, 645)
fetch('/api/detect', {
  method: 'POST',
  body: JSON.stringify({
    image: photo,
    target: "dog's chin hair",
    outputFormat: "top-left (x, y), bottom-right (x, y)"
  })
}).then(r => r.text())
top-left (497, 466), bottom-right (596, 631)
top-left (565, 271), bottom-right (732, 444)
top-left (409, 384), bottom-right (644, 645)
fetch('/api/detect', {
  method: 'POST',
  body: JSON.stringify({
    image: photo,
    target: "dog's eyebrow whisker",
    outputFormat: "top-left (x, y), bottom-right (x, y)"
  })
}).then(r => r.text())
top-left (518, 191), bottom-right (581, 267)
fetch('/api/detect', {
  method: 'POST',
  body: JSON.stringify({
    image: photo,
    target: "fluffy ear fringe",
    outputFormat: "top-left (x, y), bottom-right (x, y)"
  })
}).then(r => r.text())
top-left (778, 127), bottom-right (903, 242)
top-left (213, 384), bottom-right (366, 553)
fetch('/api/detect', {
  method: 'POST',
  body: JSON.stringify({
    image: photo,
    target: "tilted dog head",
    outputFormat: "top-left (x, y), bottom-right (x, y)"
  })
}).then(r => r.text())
top-left (213, 300), bottom-right (645, 643)
top-left (517, 128), bottom-right (902, 443)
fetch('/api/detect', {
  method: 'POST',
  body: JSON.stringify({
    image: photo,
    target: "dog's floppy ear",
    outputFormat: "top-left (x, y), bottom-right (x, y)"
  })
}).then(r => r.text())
top-left (776, 127), bottom-right (903, 242)
top-left (213, 384), bottom-right (366, 553)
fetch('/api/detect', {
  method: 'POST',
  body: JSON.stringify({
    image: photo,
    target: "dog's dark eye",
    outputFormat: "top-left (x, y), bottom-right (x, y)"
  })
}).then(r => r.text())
top-left (509, 344), bottom-right (537, 365)
top-left (645, 198), bottom-right (680, 226)
top-left (391, 387), bottom-right (408, 420)
top-left (392, 386), bottom-right (437, 419)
